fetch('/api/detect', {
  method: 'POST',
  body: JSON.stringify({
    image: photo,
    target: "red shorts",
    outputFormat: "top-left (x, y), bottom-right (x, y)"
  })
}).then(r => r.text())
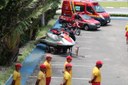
top-left (125, 32), bottom-right (128, 38)
top-left (46, 77), bottom-right (51, 85)
top-left (92, 82), bottom-right (100, 85)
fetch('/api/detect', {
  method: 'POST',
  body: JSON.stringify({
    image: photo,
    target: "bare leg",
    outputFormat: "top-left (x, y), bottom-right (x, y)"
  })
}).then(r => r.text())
top-left (126, 38), bottom-right (128, 44)
top-left (75, 46), bottom-right (79, 56)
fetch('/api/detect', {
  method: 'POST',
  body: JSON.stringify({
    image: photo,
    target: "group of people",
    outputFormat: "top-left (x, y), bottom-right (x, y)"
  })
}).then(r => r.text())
top-left (11, 53), bottom-right (103, 85)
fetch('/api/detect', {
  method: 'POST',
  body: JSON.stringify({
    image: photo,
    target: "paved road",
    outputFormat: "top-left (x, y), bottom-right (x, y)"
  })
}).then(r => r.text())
top-left (104, 8), bottom-right (128, 15)
top-left (26, 19), bottom-right (128, 85)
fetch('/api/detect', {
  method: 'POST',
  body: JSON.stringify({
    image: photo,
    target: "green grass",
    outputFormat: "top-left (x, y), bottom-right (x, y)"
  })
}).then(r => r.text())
top-left (18, 41), bottom-right (36, 62)
top-left (99, 2), bottom-right (128, 7)
top-left (0, 66), bottom-right (14, 85)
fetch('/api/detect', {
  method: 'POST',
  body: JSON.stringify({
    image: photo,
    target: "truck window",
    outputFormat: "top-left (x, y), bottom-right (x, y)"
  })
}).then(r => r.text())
top-left (93, 5), bottom-right (105, 13)
top-left (75, 5), bottom-right (84, 12)
top-left (86, 6), bottom-right (94, 14)
top-left (75, 15), bottom-right (82, 20)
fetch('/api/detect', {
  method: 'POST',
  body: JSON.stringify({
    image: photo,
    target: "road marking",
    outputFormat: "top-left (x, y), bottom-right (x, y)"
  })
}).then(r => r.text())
top-left (120, 7), bottom-right (128, 9)
top-left (106, 7), bottom-right (114, 8)
top-left (52, 63), bottom-right (92, 68)
top-left (79, 47), bottom-right (91, 50)
top-left (52, 77), bottom-right (90, 80)
top-left (29, 76), bottom-right (90, 80)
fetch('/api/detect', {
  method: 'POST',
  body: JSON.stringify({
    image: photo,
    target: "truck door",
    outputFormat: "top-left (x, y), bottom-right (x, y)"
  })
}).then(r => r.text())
top-left (86, 5), bottom-right (95, 15)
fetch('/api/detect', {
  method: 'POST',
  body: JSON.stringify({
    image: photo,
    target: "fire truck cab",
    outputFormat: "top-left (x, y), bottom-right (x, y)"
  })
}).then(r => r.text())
top-left (62, 0), bottom-right (111, 25)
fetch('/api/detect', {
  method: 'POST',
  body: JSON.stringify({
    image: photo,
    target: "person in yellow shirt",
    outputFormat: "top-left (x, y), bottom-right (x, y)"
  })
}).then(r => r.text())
top-left (43, 54), bottom-right (52, 85)
top-left (89, 60), bottom-right (103, 85)
top-left (61, 63), bottom-right (72, 85)
top-left (64, 56), bottom-right (72, 76)
top-left (125, 24), bottom-right (128, 32)
top-left (11, 63), bottom-right (22, 85)
top-left (125, 24), bottom-right (128, 44)
top-left (36, 64), bottom-right (46, 85)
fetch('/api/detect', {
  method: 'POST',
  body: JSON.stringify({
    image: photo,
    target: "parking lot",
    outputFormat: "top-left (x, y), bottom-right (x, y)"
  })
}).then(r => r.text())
top-left (27, 19), bottom-right (128, 85)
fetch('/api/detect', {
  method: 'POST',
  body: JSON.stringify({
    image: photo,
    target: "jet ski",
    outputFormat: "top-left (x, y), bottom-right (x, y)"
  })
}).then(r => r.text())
top-left (39, 28), bottom-right (75, 53)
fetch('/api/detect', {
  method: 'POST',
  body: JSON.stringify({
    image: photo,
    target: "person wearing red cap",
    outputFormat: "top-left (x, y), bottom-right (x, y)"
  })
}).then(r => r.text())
top-left (11, 63), bottom-right (22, 85)
top-left (89, 60), bottom-right (103, 85)
top-left (64, 56), bottom-right (72, 76)
top-left (43, 54), bottom-right (52, 85)
top-left (64, 56), bottom-right (72, 67)
top-left (36, 64), bottom-right (46, 85)
top-left (61, 63), bottom-right (72, 85)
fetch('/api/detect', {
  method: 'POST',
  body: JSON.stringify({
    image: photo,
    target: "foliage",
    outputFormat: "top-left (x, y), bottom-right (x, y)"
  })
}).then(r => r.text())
top-left (0, 0), bottom-right (60, 65)
top-left (0, 13), bottom-right (60, 84)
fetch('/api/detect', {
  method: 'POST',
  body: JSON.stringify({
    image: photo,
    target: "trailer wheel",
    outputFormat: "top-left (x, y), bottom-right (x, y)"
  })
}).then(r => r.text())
top-left (50, 47), bottom-right (56, 54)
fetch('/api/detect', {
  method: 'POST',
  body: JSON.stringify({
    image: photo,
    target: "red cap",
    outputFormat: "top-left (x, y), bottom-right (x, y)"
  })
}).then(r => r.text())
top-left (66, 56), bottom-right (72, 60)
top-left (65, 63), bottom-right (72, 67)
top-left (40, 64), bottom-right (46, 69)
top-left (96, 60), bottom-right (103, 65)
top-left (15, 63), bottom-right (22, 67)
top-left (46, 54), bottom-right (52, 59)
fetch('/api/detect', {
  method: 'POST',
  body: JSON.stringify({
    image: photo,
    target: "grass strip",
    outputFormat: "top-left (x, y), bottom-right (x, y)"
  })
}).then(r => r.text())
top-left (99, 2), bottom-right (128, 8)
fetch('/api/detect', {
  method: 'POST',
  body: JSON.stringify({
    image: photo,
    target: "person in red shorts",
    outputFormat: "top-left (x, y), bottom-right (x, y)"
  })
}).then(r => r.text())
top-left (89, 60), bottom-right (103, 85)
top-left (43, 54), bottom-right (52, 85)
top-left (11, 63), bottom-right (22, 85)
top-left (125, 24), bottom-right (128, 44)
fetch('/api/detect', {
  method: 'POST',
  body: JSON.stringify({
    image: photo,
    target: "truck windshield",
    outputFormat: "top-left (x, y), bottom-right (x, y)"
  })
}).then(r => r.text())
top-left (81, 14), bottom-right (91, 20)
top-left (93, 5), bottom-right (105, 13)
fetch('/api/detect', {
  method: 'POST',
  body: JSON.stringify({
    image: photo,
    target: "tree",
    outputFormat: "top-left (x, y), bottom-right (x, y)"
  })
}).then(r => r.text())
top-left (0, 0), bottom-right (60, 65)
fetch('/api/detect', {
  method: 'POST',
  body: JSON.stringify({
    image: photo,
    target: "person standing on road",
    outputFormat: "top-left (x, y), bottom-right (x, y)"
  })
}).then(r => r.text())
top-left (64, 56), bottom-right (72, 76)
top-left (35, 64), bottom-right (46, 85)
top-left (89, 60), bottom-right (103, 85)
top-left (125, 23), bottom-right (128, 44)
top-left (11, 63), bottom-right (22, 85)
top-left (43, 54), bottom-right (52, 85)
top-left (61, 63), bottom-right (72, 85)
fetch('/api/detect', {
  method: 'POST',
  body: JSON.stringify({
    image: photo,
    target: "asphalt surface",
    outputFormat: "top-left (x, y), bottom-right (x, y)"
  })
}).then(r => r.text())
top-left (26, 19), bottom-right (128, 85)
top-left (105, 8), bottom-right (128, 14)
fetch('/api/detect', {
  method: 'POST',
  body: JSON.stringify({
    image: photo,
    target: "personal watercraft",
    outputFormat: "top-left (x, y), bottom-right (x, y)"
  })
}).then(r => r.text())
top-left (39, 28), bottom-right (75, 53)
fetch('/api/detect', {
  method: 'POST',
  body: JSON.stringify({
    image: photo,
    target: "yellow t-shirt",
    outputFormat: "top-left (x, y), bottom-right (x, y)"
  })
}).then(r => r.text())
top-left (92, 67), bottom-right (101, 82)
top-left (44, 61), bottom-right (52, 77)
top-left (37, 71), bottom-right (46, 85)
top-left (64, 71), bottom-right (72, 85)
top-left (64, 61), bottom-right (72, 76)
top-left (125, 24), bottom-right (128, 32)
top-left (13, 70), bottom-right (21, 85)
